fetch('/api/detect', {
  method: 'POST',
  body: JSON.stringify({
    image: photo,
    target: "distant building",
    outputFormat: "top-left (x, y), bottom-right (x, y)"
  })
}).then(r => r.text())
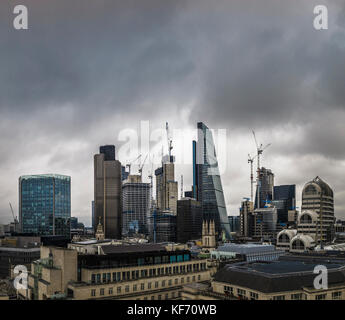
top-left (195, 122), bottom-right (230, 239)
top-left (177, 198), bottom-right (202, 243)
top-left (210, 243), bottom-right (283, 262)
top-left (122, 175), bottom-right (151, 236)
top-left (239, 200), bottom-right (254, 237)
top-left (272, 185), bottom-right (296, 225)
top-left (228, 216), bottom-right (240, 233)
top-left (19, 174), bottom-right (71, 237)
top-left (70, 217), bottom-right (78, 229)
top-left (202, 220), bottom-right (216, 249)
top-left (91, 201), bottom-right (95, 230)
top-left (301, 176), bottom-right (335, 243)
top-left (254, 206), bottom-right (277, 240)
top-left (151, 210), bottom-right (177, 243)
top-left (254, 167), bottom-right (274, 209)
top-left (94, 145), bottom-right (122, 239)
top-left (155, 159), bottom-right (178, 215)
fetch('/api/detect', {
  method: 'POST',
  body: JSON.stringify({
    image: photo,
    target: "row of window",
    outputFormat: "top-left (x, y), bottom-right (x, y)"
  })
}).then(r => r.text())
top-left (90, 275), bottom-right (202, 297)
top-left (223, 286), bottom-right (343, 300)
top-left (91, 263), bottom-right (207, 284)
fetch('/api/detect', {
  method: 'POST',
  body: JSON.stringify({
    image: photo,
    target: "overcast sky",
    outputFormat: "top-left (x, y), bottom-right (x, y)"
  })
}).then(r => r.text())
top-left (1, 0), bottom-right (345, 226)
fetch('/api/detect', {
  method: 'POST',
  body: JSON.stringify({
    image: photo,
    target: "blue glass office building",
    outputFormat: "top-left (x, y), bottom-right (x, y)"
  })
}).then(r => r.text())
top-left (195, 122), bottom-right (231, 239)
top-left (19, 174), bottom-right (71, 236)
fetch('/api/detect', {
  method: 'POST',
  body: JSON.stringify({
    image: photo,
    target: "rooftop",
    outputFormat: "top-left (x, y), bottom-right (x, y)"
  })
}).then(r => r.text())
top-left (214, 260), bottom-right (345, 293)
top-left (101, 243), bottom-right (167, 255)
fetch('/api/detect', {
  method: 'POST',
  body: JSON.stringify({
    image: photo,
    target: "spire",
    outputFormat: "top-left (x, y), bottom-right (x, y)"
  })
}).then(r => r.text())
top-left (96, 217), bottom-right (105, 241)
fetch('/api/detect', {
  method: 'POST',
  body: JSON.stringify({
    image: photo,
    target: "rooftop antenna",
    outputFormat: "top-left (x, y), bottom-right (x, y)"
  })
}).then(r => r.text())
top-left (138, 154), bottom-right (148, 181)
top-left (166, 122), bottom-right (173, 159)
top-left (252, 130), bottom-right (271, 209)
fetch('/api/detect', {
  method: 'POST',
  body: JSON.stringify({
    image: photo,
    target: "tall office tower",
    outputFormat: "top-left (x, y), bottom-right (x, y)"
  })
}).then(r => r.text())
top-left (254, 167), bottom-right (274, 209)
top-left (91, 201), bottom-right (95, 230)
top-left (19, 174), bottom-right (71, 236)
top-left (99, 145), bottom-right (115, 161)
top-left (122, 175), bottom-right (151, 236)
top-left (154, 157), bottom-right (178, 215)
top-left (195, 122), bottom-right (231, 239)
top-left (94, 145), bottom-right (122, 239)
top-left (192, 140), bottom-right (199, 200)
top-left (177, 198), bottom-right (202, 243)
top-left (239, 199), bottom-right (254, 237)
top-left (272, 185), bottom-right (296, 224)
top-left (301, 176), bottom-right (335, 243)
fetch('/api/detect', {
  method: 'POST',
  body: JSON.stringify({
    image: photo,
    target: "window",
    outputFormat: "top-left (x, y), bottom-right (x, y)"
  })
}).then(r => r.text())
top-left (237, 289), bottom-right (246, 298)
top-left (165, 293), bottom-right (169, 300)
top-left (162, 280), bottom-right (166, 287)
top-left (316, 294), bottom-right (326, 300)
top-left (187, 276), bottom-right (190, 282)
top-left (291, 293), bottom-right (303, 300)
top-left (91, 289), bottom-right (96, 297)
top-left (168, 279), bottom-right (172, 286)
top-left (155, 281), bottom-right (159, 288)
top-left (117, 287), bottom-right (121, 293)
top-left (175, 279), bottom-right (178, 285)
top-left (148, 282), bottom-right (152, 289)
top-left (125, 285), bottom-right (129, 293)
top-left (273, 295), bottom-right (285, 300)
top-left (158, 294), bottom-right (162, 300)
top-left (102, 273), bottom-right (106, 283)
top-left (109, 288), bottom-right (113, 295)
top-left (96, 274), bottom-right (101, 283)
top-left (91, 274), bottom-right (96, 284)
top-left (198, 275), bottom-right (201, 281)
top-left (224, 286), bottom-right (233, 295)
top-left (141, 283), bottom-right (145, 290)
top-left (192, 276), bottom-right (196, 282)
top-left (133, 284), bottom-right (137, 292)
top-left (332, 291), bottom-right (342, 300)
top-left (250, 292), bottom-right (258, 300)
top-left (100, 288), bottom-right (104, 296)
top-left (151, 296), bottom-right (155, 300)
top-left (181, 278), bottom-right (184, 284)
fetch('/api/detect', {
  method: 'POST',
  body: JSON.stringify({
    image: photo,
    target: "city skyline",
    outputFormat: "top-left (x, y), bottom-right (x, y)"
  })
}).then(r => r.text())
top-left (1, 0), bottom-right (345, 226)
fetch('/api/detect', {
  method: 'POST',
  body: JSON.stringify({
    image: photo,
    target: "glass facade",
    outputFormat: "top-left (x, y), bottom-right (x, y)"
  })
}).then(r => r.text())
top-left (196, 122), bottom-right (231, 239)
top-left (19, 174), bottom-right (71, 236)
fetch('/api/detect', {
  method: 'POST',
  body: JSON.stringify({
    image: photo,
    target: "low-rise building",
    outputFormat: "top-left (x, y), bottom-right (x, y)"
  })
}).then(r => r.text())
top-left (182, 258), bottom-right (345, 300)
top-left (18, 243), bottom-right (211, 300)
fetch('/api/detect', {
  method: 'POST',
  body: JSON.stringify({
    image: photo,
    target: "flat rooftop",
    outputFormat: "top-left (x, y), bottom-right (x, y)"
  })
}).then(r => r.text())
top-left (101, 243), bottom-right (167, 255)
top-left (233, 260), bottom-right (343, 275)
top-left (214, 260), bottom-right (345, 293)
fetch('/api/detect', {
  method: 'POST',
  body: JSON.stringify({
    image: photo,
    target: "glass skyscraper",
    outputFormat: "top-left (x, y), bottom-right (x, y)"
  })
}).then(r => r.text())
top-left (19, 174), bottom-right (71, 236)
top-left (195, 122), bottom-right (231, 239)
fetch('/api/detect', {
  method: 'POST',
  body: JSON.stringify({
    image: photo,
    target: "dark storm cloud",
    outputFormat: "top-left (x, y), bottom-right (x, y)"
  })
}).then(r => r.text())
top-left (0, 0), bottom-right (345, 223)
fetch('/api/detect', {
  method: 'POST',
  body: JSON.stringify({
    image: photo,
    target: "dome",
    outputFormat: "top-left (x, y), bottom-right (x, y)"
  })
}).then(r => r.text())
top-left (298, 210), bottom-right (318, 224)
top-left (277, 229), bottom-right (297, 243)
top-left (290, 234), bottom-right (315, 251)
top-left (302, 176), bottom-right (333, 197)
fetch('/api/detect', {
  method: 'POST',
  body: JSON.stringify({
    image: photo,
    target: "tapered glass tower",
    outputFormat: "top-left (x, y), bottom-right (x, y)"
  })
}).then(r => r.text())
top-left (195, 122), bottom-right (231, 239)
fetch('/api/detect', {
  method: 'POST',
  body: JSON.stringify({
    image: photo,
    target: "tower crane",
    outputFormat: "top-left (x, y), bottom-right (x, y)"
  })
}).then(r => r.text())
top-left (138, 154), bottom-right (148, 180)
top-left (9, 202), bottom-right (18, 229)
top-left (248, 153), bottom-right (257, 202)
top-left (252, 130), bottom-right (271, 209)
top-left (126, 154), bottom-right (142, 175)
